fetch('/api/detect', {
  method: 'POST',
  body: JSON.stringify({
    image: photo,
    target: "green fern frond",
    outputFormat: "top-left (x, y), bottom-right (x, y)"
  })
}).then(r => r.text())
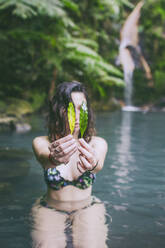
top-left (66, 43), bottom-right (100, 59)
top-left (96, 60), bottom-right (123, 77)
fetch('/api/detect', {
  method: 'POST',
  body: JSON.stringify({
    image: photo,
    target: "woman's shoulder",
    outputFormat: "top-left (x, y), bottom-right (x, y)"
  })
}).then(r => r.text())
top-left (90, 136), bottom-right (108, 150)
top-left (32, 136), bottom-right (50, 147)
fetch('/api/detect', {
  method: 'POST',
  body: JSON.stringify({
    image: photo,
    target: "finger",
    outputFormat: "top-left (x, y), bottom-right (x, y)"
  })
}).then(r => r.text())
top-left (78, 160), bottom-right (87, 171)
top-left (64, 145), bottom-right (77, 158)
top-left (58, 146), bottom-right (77, 164)
top-left (54, 134), bottom-right (73, 146)
top-left (50, 137), bottom-right (75, 152)
top-left (57, 143), bottom-right (77, 157)
top-left (49, 146), bottom-right (76, 165)
top-left (51, 141), bottom-right (58, 148)
top-left (53, 146), bottom-right (61, 153)
top-left (78, 145), bottom-right (92, 162)
top-left (77, 162), bottom-right (86, 173)
top-left (49, 144), bottom-right (56, 152)
top-left (79, 138), bottom-right (93, 153)
top-left (59, 138), bottom-right (77, 151)
top-left (67, 144), bottom-right (77, 156)
top-left (51, 135), bottom-right (74, 149)
top-left (79, 155), bottom-right (92, 170)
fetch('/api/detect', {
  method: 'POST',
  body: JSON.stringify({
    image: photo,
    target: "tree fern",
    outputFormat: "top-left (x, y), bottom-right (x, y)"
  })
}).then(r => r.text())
top-left (65, 38), bottom-right (124, 87)
top-left (0, 0), bottom-right (77, 25)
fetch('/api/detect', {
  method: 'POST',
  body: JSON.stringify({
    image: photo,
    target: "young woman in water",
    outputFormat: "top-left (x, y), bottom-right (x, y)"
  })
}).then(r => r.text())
top-left (31, 81), bottom-right (108, 248)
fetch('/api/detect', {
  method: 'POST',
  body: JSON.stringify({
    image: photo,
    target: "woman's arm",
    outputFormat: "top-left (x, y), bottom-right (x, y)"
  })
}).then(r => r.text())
top-left (32, 136), bottom-right (52, 168)
top-left (32, 135), bottom-right (77, 169)
top-left (90, 136), bottom-right (108, 172)
top-left (77, 136), bottom-right (108, 174)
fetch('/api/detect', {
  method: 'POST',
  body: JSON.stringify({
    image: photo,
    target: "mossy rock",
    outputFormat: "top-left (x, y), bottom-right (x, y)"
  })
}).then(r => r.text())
top-left (0, 98), bottom-right (33, 116)
top-left (5, 98), bottom-right (33, 117)
top-left (0, 115), bottom-right (32, 132)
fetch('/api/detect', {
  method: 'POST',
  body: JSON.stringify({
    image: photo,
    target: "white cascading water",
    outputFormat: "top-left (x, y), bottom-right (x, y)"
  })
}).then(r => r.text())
top-left (118, 1), bottom-right (144, 112)
top-left (122, 69), bottom-right (140, 112)
top-left (124, 71), bottom-right (134, 106)
top-left (122, 71), bottom-right (140, 112)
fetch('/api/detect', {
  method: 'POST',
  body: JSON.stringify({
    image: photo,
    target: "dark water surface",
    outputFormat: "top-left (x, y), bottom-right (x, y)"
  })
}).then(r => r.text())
top-left (0, 111), bottom-right (165, 248)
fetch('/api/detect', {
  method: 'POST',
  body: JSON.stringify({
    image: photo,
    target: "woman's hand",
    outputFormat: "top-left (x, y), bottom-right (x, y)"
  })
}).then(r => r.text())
top-left (77, 138), bottom-right (98, 173)
top-left (49, 134), bottom-right (77, 165)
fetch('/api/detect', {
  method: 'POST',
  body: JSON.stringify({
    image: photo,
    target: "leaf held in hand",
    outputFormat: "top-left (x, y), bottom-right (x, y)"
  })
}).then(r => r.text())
top-left (80, 101), bottom-right (88, 138)
top-left (67, 102), bottom-right (76, 134)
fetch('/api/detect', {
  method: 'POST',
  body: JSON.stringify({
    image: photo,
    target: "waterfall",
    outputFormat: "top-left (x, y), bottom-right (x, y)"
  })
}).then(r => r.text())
top-left (124, 71), bottom-right (134, 106)
top-left (122, 70), bottom-right (140, 111)
top-left (117, 1), bottom-right (153, 111)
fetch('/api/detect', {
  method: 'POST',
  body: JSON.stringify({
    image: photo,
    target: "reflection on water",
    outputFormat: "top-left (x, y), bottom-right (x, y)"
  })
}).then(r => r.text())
top-left (117, 111), bottom-right (134, 167)
top-left (0, 148), bottom-right (31, 198)
top-left (111, 112), bottom-right (135, 199)
top-left (1, 113), bottom-right (165, 247)
top-left (30, 196), bottom-right (110, 248)
top-left (124, 72), bottom-right (134, 106)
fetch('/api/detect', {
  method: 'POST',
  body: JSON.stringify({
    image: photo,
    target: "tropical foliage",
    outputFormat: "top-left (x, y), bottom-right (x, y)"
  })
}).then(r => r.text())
top-left (0, 0), bottom-right (164, 110)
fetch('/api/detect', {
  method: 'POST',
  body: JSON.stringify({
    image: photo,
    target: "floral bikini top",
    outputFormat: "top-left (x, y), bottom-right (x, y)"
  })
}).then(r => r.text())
top-left (44, 167), bottom-right (96, 190)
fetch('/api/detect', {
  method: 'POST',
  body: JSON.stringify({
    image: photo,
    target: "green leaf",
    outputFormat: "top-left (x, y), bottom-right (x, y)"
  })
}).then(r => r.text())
top-left (80, 102), bottom-right (88, 138)
top-left (67, 102), bottom-right (75, 134)
top-left (62, 0), bottom-right (79, 13)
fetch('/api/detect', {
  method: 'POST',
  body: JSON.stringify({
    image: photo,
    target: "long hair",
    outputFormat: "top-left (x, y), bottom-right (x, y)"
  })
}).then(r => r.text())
top-left (47, 81), bottom-right (96, 143)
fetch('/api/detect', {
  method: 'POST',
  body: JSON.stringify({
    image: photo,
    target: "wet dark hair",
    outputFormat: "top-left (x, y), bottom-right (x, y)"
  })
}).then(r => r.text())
top-left (48, 81), bottom-right (96, 143)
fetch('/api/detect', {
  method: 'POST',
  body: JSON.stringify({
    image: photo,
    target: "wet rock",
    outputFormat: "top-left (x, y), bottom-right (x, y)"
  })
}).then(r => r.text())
top-left (141, 97), bottom-right (165, 112)
top-left (0, 98), bottom-right (33, 132)
top-left (0, 116), bottom-right (17, 131)
top-left (151, 97), bottom-right (165, 111)
top-left (0, 116), bottom-right (31, 133)
top-left (15, 122), bottom-right (31, 133)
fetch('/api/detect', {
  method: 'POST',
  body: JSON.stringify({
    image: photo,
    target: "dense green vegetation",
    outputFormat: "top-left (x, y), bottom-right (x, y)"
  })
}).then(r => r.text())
top-left (0, 0), bottom-right (165, 114)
